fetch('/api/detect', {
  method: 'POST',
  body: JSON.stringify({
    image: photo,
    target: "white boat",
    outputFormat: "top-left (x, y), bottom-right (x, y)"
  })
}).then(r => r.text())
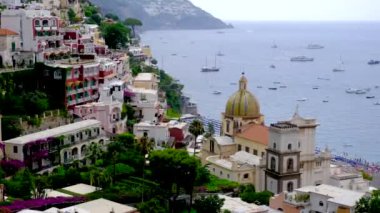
top-left (333, 68), bottom-right (345, 72)
top-left (213, 91), bottom-right (221, 95)
top-left (290, 56), bottom-right (314, 62)
top-left (332, 57), bottom-right (345, 72)
top-left (201, 56), bottom-right (220, 72)
top-left (345, 88), bottom-right (358, 94)
top-left (343, 143), bottom-right (353, 147)
top-left (355, 89), bottom-right (367, 94)
top-left (307, 44), bottom-right (324, 49)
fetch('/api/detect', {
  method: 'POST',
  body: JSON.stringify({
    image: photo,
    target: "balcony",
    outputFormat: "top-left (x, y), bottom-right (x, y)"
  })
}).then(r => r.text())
top-left (68, 100), bottom-right (76, 106)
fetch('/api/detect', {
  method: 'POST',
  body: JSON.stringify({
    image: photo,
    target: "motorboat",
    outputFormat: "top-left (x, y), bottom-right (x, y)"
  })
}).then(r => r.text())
top-left (279, 85), bottom-right (287, 88)
top-left (332, 68), bottom-right (345, 72)
top-left (290, 56), bottom-right (314, 62)
top-left (268, 87), bottom-right (277, 90)
top-left (307, 44), bottom-right (324, 49)
top-left (368, 60), bottom-right (380, 65)
top-left (312, 86), bottom-right (319, 90)
top-left (366, 96), bottom-right (375, 99)
top-left (322, 100), bottom-right (329, 103)
top-left (345, 88), bottom-right (358, 94)
top-left (355, 89), bottom-right (367, 94)
top-left (343, 143), bottom-right (353, 147)
top-left (374, 102), bottom-right (380, 106)
top-left (273, 81), bottom-right (281, 84)
top-left (270, 64), bottom-right (276, 69)
top-left (213, 91), bottom-right (221, 95)
top-left (257, 86), bottom-right (263, 88)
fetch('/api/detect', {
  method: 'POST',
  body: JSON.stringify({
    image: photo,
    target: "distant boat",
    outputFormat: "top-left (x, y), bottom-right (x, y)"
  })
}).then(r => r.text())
top-left (346, 88), bottom-right (358, 94)
top-left (291, 56), bottom-right (314, 62)
top-left (230, 82), bottom-right (237, 85)
top-left (273, 81), bottom-right (281, 84)
top-left (355, 89), bottom-right (367, 94)
top-left (270, 64), bottom-right (276, 69)
top-left (307, 44), bottom-right (324, 49)
top-left (312, 86), bottom-right (320, 90)
top-left (279, 85), bottom-right (287, 88)
top-left (374, 102), bottom-right (380, 106)
top-left (343, 143), bottom-right (353, 147)
top-left (317, 77), bottom-right (330, 81)
top-left (271, 41), bottom-right (278, 48)
top-left (333, 68), bottom-right (345, 72)
top-left (216, 51), bottom-right (224, 57)
top-left (368, 60), bottom-right (380, 65)
top-left (297, 98), bottom-right (308, 102)
top-left (322, 99), bottom-right (329, 103)
top-left (333, 57), bottom-right (345, 72)
top-left (366, 96), bottom-right (375, 99)
top-left (171, 53), bottom-right (177, 56)
top-left (201, 56), bottom-right (220, 72)
top-left (268, 87), bottom-right (277, 90)
top-left (257, 86), bottom-right (263, 88)
top-left (213, 91), bottom-right (221, 95)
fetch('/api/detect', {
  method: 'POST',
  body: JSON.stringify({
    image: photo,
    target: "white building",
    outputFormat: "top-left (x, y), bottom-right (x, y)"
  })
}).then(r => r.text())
top-left (133, 72), bottom-right (159, 90)
top-left (220, 194), bottom-right (280, 213)
top-left (329, 164), bottom-right (370, 193)
top-left (133, 121), bottom-right (169, 148)
top-left (1, 8), bottom-right (62, 53)
top-left (283, 184), bottom-right (365, 213)
top-left (207, 151), bottom-right (262, 185)
top-left (0, 28), bottom-right (20, 67)
top-left (128, 86), bottom-right (164, 122)
top-left (4, 120), bottom-right (109, 171)
top-left (73, 101), bottom-right (127, 136)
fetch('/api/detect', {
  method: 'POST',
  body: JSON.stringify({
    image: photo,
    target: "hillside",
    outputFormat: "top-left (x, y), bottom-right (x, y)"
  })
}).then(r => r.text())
top-left (89, 0), bottom-right (231, 30)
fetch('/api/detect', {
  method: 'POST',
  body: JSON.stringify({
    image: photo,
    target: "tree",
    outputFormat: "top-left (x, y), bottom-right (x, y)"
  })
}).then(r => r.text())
top-left (205, 122), bottom-right (215, 138)
top-left (101, 22), bottom-right (130, 49)
top-left (67, 8), bottom-right (76, 24)
top-left (87, 143), bottom-right (104, 164)
top-left (189, 119), bottom-right (204, 156)
top-left (193, 195), bottom-right (224, 213)
top-left (105, 13), bottom-right (119, 21)
top-left (356, 190), bottom-right (380, 213)
top-left (124, 18), bottom-right (143, 38)
top-left (138, 197), bottom-right (168, 213)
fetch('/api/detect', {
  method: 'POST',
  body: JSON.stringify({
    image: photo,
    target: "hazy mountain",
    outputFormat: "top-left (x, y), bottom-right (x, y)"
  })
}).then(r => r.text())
top-left (89, 0), bottom-right (231, 30)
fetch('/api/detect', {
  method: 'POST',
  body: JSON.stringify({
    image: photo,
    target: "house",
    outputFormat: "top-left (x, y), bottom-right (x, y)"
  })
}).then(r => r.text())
top-left (269, 184), bottom-right (365, 213)
top-left (133, 121), bottom-right (170, 148)
top-left (168, 120), bottom-right (192, 147)
top-left (133, 72), bottom-right (159, 90)
top-left (329, 164), bottom-right (370, 192)
top-left (0, 28), bottom-right (20, 68)
top-left (220, 194), bottom-right (280, 213)
top-left (60, 198), bottom-right (137, 213)
top-left (128, 86), bottom-right (164, 122)
top-left (235, 124), bottom-right (268, 158)
top-left (3, 120), bottom-right (108, 171)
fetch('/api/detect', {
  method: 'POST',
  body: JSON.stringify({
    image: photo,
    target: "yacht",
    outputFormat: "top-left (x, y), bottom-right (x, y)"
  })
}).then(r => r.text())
top-left (345, 88), bottom-right (358, 94)
top-left (268, 87), bottom-right (277, 90)
top-left (355, 89), bottom-right (367, 94)
top-left (368, 60), bottom-right (380, 65)
top-left (290, 56), bottom-right (314, 62)
top-left (333, 68), bottom-right (345, 72)
top-left (307, 44), bottom-right (324, 49)
top-left (366, 96), bottom-right (375, 99)
top-left (213, 91), bottom-right (221, 95)
top-left (333, 56), bottom-right (345, 72)
top-left (297, 98), bottom-right (308, 102)
top-left (201, 56), bottom-right (220, 72)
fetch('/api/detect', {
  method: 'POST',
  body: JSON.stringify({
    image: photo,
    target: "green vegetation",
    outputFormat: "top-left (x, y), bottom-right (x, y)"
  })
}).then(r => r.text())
top-left (239, 184), bottom-right (273, 205)
top-left (166, 108), bottom-right (181, 119)
top-left (67, 8), bottom-right (81, 24)
top-left (124, 18), bottom-right (143, 38)
top-left (205, 175), bottom-right (239, 193)
top-left (189, 119), bottom-right (205, 155)
top-left (361, 170), bottom-right (373, 181)
top-left (101, 22), bottom-right (130, 49)
top-left (193, 195), bottom-right (225, 213)
top-left (356, 190), bottom-right (380, 213)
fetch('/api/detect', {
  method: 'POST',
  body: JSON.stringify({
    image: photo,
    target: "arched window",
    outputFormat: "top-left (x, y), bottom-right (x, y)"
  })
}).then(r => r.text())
top-left (35, 20), bottom-right (40, 26)
top-left (273, 143), bottom-right (276, 149)
top-left (210, 140), bottom-right (215, 153)
top-left (287, 158), bottom-right (294, 172)
top-left (42, 20), bottom-right (48, 27)
top-left (270, 157), bottom-right (276, 170)
top-left (288, 144), bottom-right (292, 150)
top-left (287, 182), bottom-right (294, 192)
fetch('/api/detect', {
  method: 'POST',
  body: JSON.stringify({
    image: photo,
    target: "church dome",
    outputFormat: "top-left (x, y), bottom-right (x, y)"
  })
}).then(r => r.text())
top-left (225, 74), bottom-right (260, 118)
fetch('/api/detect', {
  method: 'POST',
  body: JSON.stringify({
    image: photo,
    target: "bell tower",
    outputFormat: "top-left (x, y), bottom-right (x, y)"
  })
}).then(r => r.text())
top-left (265, 122), bottom-right (301, 194)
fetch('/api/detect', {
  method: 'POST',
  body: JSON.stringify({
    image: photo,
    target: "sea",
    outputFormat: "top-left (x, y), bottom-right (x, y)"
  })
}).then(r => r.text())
top-left (141, 21), bottom-right (380, 163)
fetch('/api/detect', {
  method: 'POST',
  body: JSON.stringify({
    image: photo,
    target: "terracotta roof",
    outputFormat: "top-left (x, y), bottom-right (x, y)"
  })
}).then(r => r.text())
top-left (236, 124), bottom-right (268, 145)
top-left (0, 28), bottom-right (19, 36)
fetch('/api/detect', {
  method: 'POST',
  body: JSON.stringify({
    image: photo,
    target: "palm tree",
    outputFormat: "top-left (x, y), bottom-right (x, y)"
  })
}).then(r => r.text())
top-left (189, 119), bottom-right (205, 156)
top-left (87, 143), bottom-right (103, 164)
top-left (137, 134), bottom-right (154, 156)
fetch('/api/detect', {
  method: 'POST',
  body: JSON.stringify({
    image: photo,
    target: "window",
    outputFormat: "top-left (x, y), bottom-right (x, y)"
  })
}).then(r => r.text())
top-left (42, 20), bottom-right (48, 27)
top-left (243, 173), bottom-right (249, 179)
top-left (237, 144), bottom-right (242, 151)
top-left (35, 20), bottom-right (40, 26)
top-left (253, 149), bottom-right (258, 155)
top-left (288, 144), bottom-right (292, 150)
top-left (300, 162), bottom-right (304, 169)
top-left (287, 158), bottom-right (294, 172)
top-left (270, 157), bottom-right (276, 170)
top-left (319, 201), bottom-right (324, 207)
top-left (298, 141), bottom-right (301, 148)
top-left (13, 146), bottom-right (18, 153)
top-left (273, 143), bottom-right (276, 149)
top-left (316, 161), bottom-right (322, 167)
top-left (245, 147), bottom-right (250, 153)
top-left (227, 174), bottom-right (230, 179)
top-left (220, 171), bottom-right (223, 175)
top-left (226, 120), bottom-right (230, 133)
top-left (262, 152), bottom-right (265, 157)
top-left (287, 182), bottom-right (294, 192)
top-left (212, 168), bottom-right (215, 172)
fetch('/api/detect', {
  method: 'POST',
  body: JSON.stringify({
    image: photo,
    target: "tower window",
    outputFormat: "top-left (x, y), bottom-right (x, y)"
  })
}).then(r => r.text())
top-left (288, 144), bottom-right (292, 150)
top-left (270, 157), bottom-right (276, 170)
top-left (226, 120), bottom-right (230, 133)
top-left (287, 158), bottom-right (294, 172)
top-left (273, 143), bottom-right (276, 149)
top-left (319, 201), bottom-right (324, 206)
top-left (287, 182), bottom-right (294, 192)
top-left (237, 144), bottom-right (242, 151)
top-left (298, 141), bottom-right (301, 148)
top-left (245, 147), bottom-right (250, 153)
top-left (243, 173), bottom-right (249, 179)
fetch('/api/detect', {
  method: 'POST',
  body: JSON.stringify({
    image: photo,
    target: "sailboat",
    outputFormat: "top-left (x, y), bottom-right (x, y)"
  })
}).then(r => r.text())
top-left (201, 56), bottom-right (220, 72)
top-left (332, 57), bottom-right (345, 72)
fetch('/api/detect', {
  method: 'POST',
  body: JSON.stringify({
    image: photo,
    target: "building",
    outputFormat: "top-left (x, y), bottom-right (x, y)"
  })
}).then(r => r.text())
top-left (73, 101), bottom-right (127, 136)
top-left (206, 151), bottom-right (262, 185)
top-left (1, 8), bottom-right (62, 53)
top-left (4, 120), bottom-right (108, 171)
top-left (43, 56), bottom-right (100, 109)
top-left (0, 28), bottom-right (20, 67)
top-left (265, 122), bottom-right (302, 194)
top-left (220, 194), bottom-right (281, 213)
top-left (60, 198), bottom-right (137, 213)
top-left (235, 124), bottom-right (268, 158)
top-left (133, 72), bottom-right (159, 90)
top-left (133, 121), bottom-right (170, 148)
top-left (168, 120), bottom-right (192, 147)
top-left (221, 74), bottom-right (264, 137)
top-left (270, 184), bottom-right (365, 213)
top-left (329, 164), bottom-right (370, 192)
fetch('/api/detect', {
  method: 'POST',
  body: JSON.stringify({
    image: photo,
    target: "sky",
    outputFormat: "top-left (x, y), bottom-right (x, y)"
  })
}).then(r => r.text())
top-left (189, 0), bottom-right (380, 21)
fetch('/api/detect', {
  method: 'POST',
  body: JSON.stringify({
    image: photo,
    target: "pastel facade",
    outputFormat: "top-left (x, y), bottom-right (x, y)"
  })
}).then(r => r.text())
top-left (4, 120), bottom-right (108, 171)
top-left (329, 165), bottom-right (370, 192)
top-left (235, 124), bottom-right (268, 158)
top-left (128, 86), bottom-right (164, 122)
top-left (133, 72), bottom-right (159, 90)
